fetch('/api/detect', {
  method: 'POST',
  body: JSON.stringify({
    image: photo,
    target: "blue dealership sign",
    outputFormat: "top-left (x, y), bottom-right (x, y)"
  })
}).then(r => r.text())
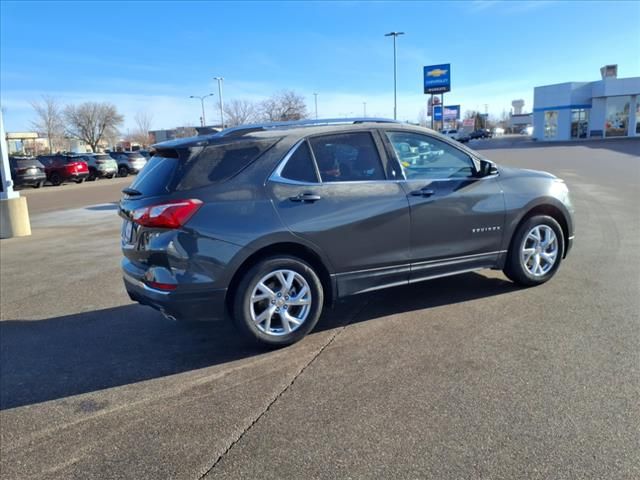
top-left (424, 64), bottom-right (451, 94)
top-left (433, 105), bottom-right (460, 121)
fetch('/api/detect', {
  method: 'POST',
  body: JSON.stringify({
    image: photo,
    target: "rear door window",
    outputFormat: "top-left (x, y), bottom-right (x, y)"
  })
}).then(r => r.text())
top-left (279, 142), bottom-right (319, 183)
top-left (308, 132), bottom-right (385, 182)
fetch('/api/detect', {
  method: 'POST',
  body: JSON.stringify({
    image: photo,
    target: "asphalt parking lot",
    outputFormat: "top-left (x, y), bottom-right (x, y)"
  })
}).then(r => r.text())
top-left (1, 137), bottom-right (639, 479)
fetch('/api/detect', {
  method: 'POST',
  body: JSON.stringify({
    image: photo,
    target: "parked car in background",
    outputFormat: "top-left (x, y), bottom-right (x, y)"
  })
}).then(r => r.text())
top-left (120, 118), bottom-right (574, 347)
top-left (441, 129), bottom-right (469, 143)
top-left (110, 151), bottom-right (147, 177)
top-left (138, 149), bottom-right (152, 159)
top-left (81, 153), bottom-right (118, 180)
top-left (469, 129), bottom-right (492, 140)
top-left (37, 154), bottom-right (89, 185)
top-left (8, 156), bottom-right (47, 188)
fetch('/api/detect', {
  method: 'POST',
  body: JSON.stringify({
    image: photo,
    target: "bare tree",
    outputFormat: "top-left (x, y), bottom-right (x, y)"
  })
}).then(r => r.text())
top-left (224, 99), bottom-right (258, 127)
top-left (131, 110), bottom-right (153, 146)
top-left (260, 90), bottom-right (308, 122)
top-left (64, 102), bottom-right (124, 152)
top-left (31, 95), bottom-right (65, 153)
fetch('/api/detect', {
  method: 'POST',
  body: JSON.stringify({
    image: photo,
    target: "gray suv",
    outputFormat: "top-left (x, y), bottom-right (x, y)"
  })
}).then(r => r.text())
top-left (120, 119), bottom-right (574, 347)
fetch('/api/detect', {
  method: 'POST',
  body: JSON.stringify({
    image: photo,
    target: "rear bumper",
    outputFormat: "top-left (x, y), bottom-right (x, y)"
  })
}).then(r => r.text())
top-left (15, 174), bottom-right (46, 186)
top-left (125, 164), bottom-right (145, 174)
top-left (96, 168), bottom-right (117, 177)
top-left (68, 172), bottom-right (89, 180)
top-left (122, 259), bottom-right (227, 322)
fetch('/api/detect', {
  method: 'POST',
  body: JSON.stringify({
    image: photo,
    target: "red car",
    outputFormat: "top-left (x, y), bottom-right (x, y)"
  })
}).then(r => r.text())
top-left (37, 154), bottom-right (90, 185)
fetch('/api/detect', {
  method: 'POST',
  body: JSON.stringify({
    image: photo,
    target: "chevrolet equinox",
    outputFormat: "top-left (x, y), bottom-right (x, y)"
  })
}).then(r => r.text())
top-left (119, 119), bottom-right (574, 346)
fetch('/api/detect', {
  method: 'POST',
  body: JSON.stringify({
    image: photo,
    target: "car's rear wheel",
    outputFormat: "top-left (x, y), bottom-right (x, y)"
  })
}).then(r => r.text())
top-left (118, 166), bottom-right (129, 177)
top-left (88, 169), bottom-right (97, 181)
top-left (33, 181), bottom-right (44, 189)
top-left (504, 214), bottom-right (564, 286)
top-left (232, 256), bottom-right (324, 347)
top-left (49, 172), bottom-right (62, 186)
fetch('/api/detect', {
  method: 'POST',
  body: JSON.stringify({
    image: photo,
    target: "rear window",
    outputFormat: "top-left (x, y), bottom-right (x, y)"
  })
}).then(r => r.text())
top-left (174, 139), bottom-right (277, 191)
top-left (127, 153), bottom-right (145, 160)
top-left (128, 139), bottom-right (277, 196)
top-left (94, 154), bottom-right (112, 161)
top-left (128, 156), bottom-right (178, 196)
top-left (12, 158), bottom-right (43, 168)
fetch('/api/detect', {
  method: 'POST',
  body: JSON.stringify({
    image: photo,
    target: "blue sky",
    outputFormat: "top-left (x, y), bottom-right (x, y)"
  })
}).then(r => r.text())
top-left (1, 0), bottom-right (639, 132)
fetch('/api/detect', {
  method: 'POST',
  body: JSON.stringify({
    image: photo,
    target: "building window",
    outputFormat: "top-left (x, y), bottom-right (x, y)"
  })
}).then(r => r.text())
top-left (571, 109), bottom-right (589, 139)
top-left (544, 111), bottom-right (558, 139)
top-left (605, 96), bottom-right (630, 137)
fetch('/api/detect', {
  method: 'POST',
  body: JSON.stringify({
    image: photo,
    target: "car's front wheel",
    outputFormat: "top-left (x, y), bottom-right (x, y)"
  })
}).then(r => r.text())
top-left (232, 256), bottom-right (324, 347)
top-left (118, 166), bottom-right (129, 177)
top-left (504, 215), bottom-right (564, 286)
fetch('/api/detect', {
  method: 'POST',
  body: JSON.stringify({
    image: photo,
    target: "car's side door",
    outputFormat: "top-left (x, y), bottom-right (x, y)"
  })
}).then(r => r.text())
top-left (381, 130), bottom-right (505, 282)
top-left (267, 130), bottom-right (411, 296)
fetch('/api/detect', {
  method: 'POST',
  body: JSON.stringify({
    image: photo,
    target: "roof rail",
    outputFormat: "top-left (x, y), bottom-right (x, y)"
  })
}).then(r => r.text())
top-left (215, 117), bottom-right (400, 138)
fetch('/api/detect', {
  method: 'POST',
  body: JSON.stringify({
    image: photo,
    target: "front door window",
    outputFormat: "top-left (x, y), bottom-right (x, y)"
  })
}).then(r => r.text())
top-left (384, 131), bottom-right (476, 180)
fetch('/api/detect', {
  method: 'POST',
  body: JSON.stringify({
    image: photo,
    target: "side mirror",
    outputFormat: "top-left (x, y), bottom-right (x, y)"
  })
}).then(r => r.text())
top-left (479, 159), bottom-right (498, 177)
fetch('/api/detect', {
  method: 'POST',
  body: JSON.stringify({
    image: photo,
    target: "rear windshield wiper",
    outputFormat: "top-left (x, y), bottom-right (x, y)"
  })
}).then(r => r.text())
top-left (122, 187), bottom-right (142, 196)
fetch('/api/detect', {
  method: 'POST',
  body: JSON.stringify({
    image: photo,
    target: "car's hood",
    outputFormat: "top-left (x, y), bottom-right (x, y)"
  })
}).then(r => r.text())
top-left (498, 165), bottom-right (558, 181)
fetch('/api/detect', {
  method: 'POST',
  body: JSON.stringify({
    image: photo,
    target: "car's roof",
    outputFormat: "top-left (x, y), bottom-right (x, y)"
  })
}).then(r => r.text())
top-left (153, 120), bottom-right (441, 150)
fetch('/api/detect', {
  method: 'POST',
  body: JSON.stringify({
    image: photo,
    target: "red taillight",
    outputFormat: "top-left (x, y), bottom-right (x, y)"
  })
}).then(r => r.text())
top-left (131, 199), bottom-right (203, 229)
top-left (146, 281), bottom-right (177, 291)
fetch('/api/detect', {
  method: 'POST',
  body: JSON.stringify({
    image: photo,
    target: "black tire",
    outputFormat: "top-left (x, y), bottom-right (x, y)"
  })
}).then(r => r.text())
top-left (504, 214), bottom-right (564, 286)
top-left (33, 181), bottom-right (44, 189)
top-left (118, 165), bottom-right (129, 177)
top-left (88, 169), bottom-right (97, 181)
top-left (232, 256), bottom-right (324, 347)
top-left (49, 172), bottom-right (63, 186)
top-left (76, 178), bottom-right (84, 184)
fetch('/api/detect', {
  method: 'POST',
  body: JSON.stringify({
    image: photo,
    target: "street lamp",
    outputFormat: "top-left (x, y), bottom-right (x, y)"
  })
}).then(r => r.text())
top-left (189, 93), bottom-right (214, 126)
top-left (384, 31), bottom-right (405, 120)
top-left (313, 93), bottom-right (318, 119)
top-left (363, 102), bottom-right (367, 117)
top-left (213, 77), bottom-right (224, 128)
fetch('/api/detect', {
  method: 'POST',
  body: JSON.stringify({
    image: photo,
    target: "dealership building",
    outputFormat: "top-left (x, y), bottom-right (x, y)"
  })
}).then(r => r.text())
top-left (533, 65), bottom-right (640, 141)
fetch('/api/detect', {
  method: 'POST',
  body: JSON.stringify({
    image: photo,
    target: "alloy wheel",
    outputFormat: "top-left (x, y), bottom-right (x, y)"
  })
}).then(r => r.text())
top-left (249, 269), bottom-right (312, 336)
top-left (521, 225), bottom-right (559, 277)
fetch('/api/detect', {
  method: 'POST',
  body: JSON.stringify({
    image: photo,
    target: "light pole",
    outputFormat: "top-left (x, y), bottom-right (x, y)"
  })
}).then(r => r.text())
top-left (384, 31), bottom-right (405, 120)
top-left (189, 93), bottom-right (214, 126)
top-left (363, 102), bottom-right (367, 117)
top-left (313, 93), bottom-right (318, 119)
top-left (213, 77), bottom-right (224, 128)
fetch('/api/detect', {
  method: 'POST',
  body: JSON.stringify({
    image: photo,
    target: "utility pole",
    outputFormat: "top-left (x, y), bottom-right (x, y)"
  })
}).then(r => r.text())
top-left (189, 93), bottom-right (214, 127)
top-left (384, 31), bottom-right (405, 120)
top-left (363, 102), bottom-right (367, 117)
top-left (313, 93), bottom-right (318, 119)
top-left (484, 103), bottom-right (489, 129)
top-left (213, 77), bottom-right (224, 128)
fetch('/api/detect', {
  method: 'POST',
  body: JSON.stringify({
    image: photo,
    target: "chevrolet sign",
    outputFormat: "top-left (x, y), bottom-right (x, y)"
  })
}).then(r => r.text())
top-left (424, 63), bottom-right (451, 94)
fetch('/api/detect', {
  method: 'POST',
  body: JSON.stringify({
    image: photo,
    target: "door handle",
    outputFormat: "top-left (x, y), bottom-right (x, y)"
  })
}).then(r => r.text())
top-left (290, 193), bottom-right (322, 203)
top-left (410, 188), bottom-right (435, 197)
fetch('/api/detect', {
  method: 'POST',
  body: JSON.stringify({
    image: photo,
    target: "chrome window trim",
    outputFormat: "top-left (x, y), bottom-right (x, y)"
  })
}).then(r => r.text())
top-left (269, 131), bottom-right (499, 186)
